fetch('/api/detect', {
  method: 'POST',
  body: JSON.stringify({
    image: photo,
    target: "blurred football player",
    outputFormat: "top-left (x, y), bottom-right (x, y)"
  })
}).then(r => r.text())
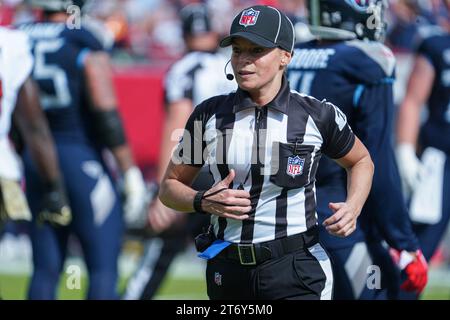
top-left (20, 0), bottom-right (147, 299)
top-left (396, 0), bottom-right (450, 299)
top-left (0, 26), bottom-right (69, 234)
top-left (287, 0), bottom-right (427, 299)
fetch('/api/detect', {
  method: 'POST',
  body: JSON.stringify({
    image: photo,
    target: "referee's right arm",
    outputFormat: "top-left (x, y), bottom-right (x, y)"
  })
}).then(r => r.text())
top-left (159, 103), bottom-right (251, 220)
top-left (159, 164), bottom-right (251, 220)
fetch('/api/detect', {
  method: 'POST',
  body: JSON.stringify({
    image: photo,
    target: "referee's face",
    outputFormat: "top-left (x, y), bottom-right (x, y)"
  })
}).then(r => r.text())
top-left (231, 37), bottom-right (290, 98)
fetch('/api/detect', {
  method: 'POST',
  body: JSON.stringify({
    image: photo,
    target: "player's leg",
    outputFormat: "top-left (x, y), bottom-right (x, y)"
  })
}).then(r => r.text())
top-left (316, 184), bottom-right (373, 299)
top-left (123, 169), bottom-right (213, 299)
top-left (62, 144), bottom-right (124, 300)
top-left (123, 213), bottom-right (209, 300)
top-left (23, 150), bottom-right (69, 300)
top-left (28, 222), bottom-right (69, 299)
top-left (327, 242), bottom-right (379, 299)
top-left (123, 233), bottom-right (188, 300)
top-left (366, 240), bottom-right (401, 300)
top-left (80, 197), bottom-right (123, 300)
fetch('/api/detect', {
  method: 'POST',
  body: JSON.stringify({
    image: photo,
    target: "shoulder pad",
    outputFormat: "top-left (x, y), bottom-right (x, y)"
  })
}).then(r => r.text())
top-left (167, 52), bottom-right (204, 78)
top-left (17, 22), bottom-right (65, 39)
top-left (345, 40), bottom-right (396, 78)
top-left (417, 25), bottom-right (446, 42)
top-left (81, 17), bottom-right (115, 50)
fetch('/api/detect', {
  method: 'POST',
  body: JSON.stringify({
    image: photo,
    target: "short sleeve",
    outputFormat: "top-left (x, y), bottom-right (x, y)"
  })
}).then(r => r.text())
top-left (164, 64), bottom-right (193, 105)
top-left (416, 37), bottom-right (438, 69)
top-left (75, 28), bottom-right (105, 51)
top-left (81, 17), bottom-right (115, 50)
top-left (70, 27), bottom-right (106, 69)
top-left (415, 26), bottom-right (445, 68)
top-left (2, 29), bottom-right (33, 91)
top-left (321, 101), bottom-right (355, 159)
top-left (171, 102), bottom-right (206, 167)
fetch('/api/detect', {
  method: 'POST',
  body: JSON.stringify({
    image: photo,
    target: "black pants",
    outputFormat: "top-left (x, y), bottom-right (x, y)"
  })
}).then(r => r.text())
top-left (206, 243), bottom-right (333, 300)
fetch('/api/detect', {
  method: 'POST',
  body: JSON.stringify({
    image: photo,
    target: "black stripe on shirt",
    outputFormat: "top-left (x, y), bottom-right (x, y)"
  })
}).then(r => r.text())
top-left (306, 152), bottom-right (322, 228)
top-left (184, 63), bottom-right (202, 101)
top-left (275, 189), bottom-right (288, 238)
top-left (215, 110), bottom-right (236, 240)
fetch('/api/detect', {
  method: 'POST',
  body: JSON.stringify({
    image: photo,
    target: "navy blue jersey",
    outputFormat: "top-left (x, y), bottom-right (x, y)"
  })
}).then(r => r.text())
top-left (416, 27), bottom-right (450, 154)
top-left (288, 40), bottom-right (396, 184)
top-left (288, 40), bottom-right (419, 251)
top-left (18, 23), bottom-right (123, 300)
top-left (18, 23), bottom-right (104, 143)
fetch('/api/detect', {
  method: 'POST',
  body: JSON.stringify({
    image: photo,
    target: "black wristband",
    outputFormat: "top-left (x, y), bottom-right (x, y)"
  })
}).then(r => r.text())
top-left (193, 190), bottom-right (207, 214)
top-left (90, 109), bottom-right (127, 148)
top-left (44, 179), bottom-right (65, 195)
top-left (42, 178), bottom-right (69, 212)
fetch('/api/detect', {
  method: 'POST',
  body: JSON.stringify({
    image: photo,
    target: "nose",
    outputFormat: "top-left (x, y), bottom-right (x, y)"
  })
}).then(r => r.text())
top-left (234, 51), bottom-right (252, 67)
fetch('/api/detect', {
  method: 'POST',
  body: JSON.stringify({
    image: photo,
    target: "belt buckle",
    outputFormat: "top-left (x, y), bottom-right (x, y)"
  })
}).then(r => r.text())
top-left (237, 244), bottom-right (256, 265)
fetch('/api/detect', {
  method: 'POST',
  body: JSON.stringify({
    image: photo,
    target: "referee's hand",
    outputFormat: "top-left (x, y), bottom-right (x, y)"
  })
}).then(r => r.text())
top-left (201, 169), bottom-right (252, 220)
top-left (322, 202), bottom-right (359, 237)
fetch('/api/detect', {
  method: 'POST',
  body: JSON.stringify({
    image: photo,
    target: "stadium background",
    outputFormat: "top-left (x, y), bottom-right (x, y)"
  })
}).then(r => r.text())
top-left (0, 0), bottom-right (450, 299)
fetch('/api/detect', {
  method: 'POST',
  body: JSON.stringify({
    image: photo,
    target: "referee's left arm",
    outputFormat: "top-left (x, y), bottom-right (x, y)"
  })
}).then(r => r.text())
top-left (323, 136), bottom-right (374, 237)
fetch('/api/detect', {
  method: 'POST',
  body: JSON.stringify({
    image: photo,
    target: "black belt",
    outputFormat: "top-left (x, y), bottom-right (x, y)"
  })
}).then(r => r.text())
top-left (218, 226), bottom-right (319, 266)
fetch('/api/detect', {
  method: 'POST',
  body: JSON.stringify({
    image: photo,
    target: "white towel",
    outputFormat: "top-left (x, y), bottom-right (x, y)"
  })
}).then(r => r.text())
top-left (409, 147), bottom-right (446, 224)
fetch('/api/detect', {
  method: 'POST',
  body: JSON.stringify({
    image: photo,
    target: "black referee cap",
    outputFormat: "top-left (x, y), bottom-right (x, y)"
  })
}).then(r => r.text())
top-left (220, 5), bottom-right (295, 53)
top-left (180, 3), bottom-right (212, 37)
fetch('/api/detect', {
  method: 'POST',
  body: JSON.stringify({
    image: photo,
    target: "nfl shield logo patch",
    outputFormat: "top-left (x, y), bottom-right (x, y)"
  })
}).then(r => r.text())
top-left (239, 8), bottom-right (260, 27)
top-left (214, 272), bottom-right (222, 286)
top-left (287, 155), bottom-right (305, 178)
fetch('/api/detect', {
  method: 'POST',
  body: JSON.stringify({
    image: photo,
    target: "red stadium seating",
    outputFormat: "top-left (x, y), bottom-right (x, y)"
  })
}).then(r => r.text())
top-left (114, 65), bottom-right (168, 179)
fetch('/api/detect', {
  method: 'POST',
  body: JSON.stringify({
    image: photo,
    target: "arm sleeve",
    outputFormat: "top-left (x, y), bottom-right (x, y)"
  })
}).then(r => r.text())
top-left (320, 101), bottom-right (355, 159)
top-left (416, 37), bottom-right (436, 68)
top-left (171, 102), bottom-right (207, 167)
top-left (73, 28), bottom-right (105, 68)
top-left (76, 28), bottom-right (104, 51)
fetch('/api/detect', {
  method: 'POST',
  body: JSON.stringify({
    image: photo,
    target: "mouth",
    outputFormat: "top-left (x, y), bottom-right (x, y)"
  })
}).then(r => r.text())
top-left (238, 70), bottom-right (255, 78)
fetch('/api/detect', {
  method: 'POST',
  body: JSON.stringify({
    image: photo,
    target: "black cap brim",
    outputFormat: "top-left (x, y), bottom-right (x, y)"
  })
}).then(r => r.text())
top-left (220, 32), bottom-right (276, 48)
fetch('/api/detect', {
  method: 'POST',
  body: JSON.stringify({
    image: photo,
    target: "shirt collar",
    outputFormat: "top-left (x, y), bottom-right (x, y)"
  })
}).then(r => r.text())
top-left (233, 75), bottom-right (290, 114)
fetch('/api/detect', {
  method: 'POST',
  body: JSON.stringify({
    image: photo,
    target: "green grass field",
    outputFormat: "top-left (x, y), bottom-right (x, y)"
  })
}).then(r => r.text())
top-left (1, 273), bottom-right (448, 300)
top-left (0, 274), bottom-right (207, 300)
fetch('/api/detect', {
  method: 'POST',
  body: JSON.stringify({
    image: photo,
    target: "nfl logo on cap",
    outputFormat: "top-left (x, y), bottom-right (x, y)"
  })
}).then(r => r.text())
top-left (287, 155), bottom-right (305, 178)
top-left (239, 8), bottom-right (260, 27)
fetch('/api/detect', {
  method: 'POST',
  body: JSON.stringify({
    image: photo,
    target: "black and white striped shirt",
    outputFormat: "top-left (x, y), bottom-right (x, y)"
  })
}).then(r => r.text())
top-left (174, 77), bottom-right (355, 244)
top-left (164, 50), bottom-right (236, 107)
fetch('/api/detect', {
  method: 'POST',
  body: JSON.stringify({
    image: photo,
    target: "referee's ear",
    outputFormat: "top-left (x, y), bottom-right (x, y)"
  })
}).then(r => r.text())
top-left (280, 49), bottom-right (292, 69)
